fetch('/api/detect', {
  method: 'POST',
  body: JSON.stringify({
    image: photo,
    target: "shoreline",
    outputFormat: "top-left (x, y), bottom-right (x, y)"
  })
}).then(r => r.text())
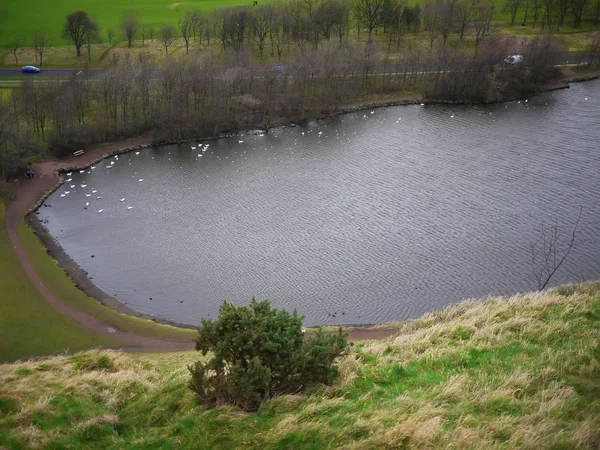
top-left (14, 74), bottom-right (600, 334)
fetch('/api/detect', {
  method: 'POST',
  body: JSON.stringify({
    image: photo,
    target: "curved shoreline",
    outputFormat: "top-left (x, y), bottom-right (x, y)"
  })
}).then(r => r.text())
top-left (6, 75), bottom-right (599, 347)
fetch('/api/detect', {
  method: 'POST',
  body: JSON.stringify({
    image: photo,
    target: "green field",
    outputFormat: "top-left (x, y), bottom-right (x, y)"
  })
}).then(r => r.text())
top-left (0, 0), bottom-right (268, 48)
top-left (0, 203), bottom-right (118, 363)
top-left (1, 284), bottom-right (598, 448)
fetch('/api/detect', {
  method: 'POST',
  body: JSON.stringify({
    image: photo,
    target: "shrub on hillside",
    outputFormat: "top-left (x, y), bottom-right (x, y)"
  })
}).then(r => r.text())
top-left (188, 299), bottom-right (347, 411)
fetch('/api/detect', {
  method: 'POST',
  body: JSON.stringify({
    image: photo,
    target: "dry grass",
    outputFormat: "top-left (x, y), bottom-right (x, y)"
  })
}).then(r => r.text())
top-left (1, 283), bottom-right (599, 449)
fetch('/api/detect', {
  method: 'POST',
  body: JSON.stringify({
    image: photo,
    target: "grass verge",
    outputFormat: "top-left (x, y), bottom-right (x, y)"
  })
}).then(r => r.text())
top-left (16, 217), bottom-right (196, 343)
top-left (1, 283), bottom-right (598, 448)
top-left (0, 203), bottom-right (118, 363)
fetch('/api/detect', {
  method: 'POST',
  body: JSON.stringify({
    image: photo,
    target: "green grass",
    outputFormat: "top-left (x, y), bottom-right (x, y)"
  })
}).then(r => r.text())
top-left (0, 0), bottom-right (273, 49)
top-left (0, 203), bottom-right (118, 363)
top-left (1, 283), bottom-right (599, 448)
top-left (16, 217), bottom-right (196, 343)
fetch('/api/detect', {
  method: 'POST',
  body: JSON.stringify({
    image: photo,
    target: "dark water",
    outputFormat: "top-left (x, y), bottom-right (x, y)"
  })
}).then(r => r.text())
top-left (39, 81), bottom-right (600, 326)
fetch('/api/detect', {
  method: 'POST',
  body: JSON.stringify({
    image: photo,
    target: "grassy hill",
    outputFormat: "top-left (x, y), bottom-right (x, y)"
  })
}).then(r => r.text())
top-left (1, 283), bottom-right (598, 449)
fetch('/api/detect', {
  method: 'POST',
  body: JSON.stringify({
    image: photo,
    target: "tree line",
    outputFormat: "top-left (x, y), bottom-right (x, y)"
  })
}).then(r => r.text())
top-left (9, 0), bottom-right (599, 65)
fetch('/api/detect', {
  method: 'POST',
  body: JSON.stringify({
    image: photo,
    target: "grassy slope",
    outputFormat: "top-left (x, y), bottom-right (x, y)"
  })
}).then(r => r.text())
top-left (0, 204), bottom-right (118, 363)
top-left (16, 217), bottom-right (196, 342)
top-left (1, 283), bottom-right (598, 449)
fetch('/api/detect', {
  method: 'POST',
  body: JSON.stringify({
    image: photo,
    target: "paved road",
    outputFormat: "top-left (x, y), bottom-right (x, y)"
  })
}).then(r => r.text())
top-left (0, 53), bottom-right (591, 79)
top-left (0, 68), bottom-right (105, 77)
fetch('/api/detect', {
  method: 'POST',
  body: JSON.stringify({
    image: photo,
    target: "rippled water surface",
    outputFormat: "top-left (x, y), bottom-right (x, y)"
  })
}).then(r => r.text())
top-left (40, 81), bottom-right (600, 326)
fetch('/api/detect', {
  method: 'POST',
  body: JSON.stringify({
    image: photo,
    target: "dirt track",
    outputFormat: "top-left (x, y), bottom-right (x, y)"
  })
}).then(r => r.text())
top-left (5, 137), bottom-right (399, 352)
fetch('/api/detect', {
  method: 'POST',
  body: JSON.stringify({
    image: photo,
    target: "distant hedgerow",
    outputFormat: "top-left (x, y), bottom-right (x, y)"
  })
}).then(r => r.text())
top-left (188, 299), bottom-right (347, 411)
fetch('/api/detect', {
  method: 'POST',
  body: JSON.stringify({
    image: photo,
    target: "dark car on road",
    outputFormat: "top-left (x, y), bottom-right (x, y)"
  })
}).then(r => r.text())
top-left (21, 66), bottom-right (41, 74)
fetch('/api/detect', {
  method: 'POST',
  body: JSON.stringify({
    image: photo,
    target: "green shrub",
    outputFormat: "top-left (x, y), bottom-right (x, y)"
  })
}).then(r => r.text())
top-left (188, 299), bottom-right (347, 411)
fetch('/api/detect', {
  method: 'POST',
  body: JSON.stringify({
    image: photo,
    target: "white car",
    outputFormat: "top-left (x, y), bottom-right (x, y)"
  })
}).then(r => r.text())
top-left (504, 55), bottom-right (523, 65)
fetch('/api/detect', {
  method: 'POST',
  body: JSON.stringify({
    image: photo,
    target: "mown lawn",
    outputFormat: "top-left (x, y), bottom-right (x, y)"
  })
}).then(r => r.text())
top-left (1, 283), bottom-right (598, 448)
top-left (0, 203), bottom-right (118, 363)
top-left (17, 217), bottom-right (196, 343)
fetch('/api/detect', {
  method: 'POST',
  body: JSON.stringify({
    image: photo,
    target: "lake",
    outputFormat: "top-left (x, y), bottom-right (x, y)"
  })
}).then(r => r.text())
top-left (39, 80), bottom-right (600, 326)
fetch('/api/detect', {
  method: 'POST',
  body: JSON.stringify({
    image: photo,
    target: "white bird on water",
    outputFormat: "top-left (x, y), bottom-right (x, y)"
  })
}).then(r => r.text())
top-left (81, 184), bottom-right (87, 188)
top-left (85, 202), bottom-right (89, 207)
top-left (451, 114), bottom-right (455, 118)
top-left (66, 172), bottom-right (72, 176)
top-left (138, 179), bottom-right (144, 182)
top-left (192, 146), bottom-right (197, 150)
top-left (86, 193), bottom-right (91, 197)
top-left (91, 166), bottom-right (96, 169)
top-left (98, 209), bottom-right (103, 213)
top-left (238, 140), bottom-right (244, 144)
top-left (135, 151), bottom-right (140, 155)
top-left (97, 196), bottom-right (102, 199)
top-left (79, 170), bottom-right (84, 173)
top-left (92, 189), bottom-right (97, 194)
top-left (70, 185), bottom-right (75, 189)
top-left (60, 194), bottom-right (66, 198)
top-left (120, 198), bottom-right (125, 202)
top-left (127, 206), bottom-right (133, 210)
top-left (66, 178), bottom-right (72, 182)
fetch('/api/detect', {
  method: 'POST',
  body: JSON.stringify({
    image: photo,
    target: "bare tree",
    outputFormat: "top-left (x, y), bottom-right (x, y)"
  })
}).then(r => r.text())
top-left (179, 11), bottom-right (195, 54)
top-left (159, 25), bottom-right (175, 55)
top-left (149, 27), bottom-right (155, 41)
top-left (457, 0), bottom-right (476, 39)
top-left (530, 208), bottom-right (582, 291)
top-left (108, 28), bottom-right (115, 44)
top-left (86, 28), bottom-right (100, 62)
top-left (62, 10), bottom-right (98, 57)
top-left (33, 32), bottom-right (49, 66)
top-left (504, 0), bottom-right (522, 23)
top-left (570, 0), bottom-right (588, 27)
top-left (587, 32), bottom-right (600, 65)
top-left (121, 12), bottom-right (139, 48)
top-left (472, 3), bottom-right (492, 54)
top-left (423, 2), bottom-right (442, 50)
top-left (140, 24), bottom-right (147, 46)
top-left (353, 0), bottom-right (386, 43)
top-left (11, 37), bottom-right (23, 65)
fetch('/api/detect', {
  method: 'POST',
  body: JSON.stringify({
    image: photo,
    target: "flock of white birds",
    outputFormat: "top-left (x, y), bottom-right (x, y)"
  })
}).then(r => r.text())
top-left (59, 144), bottom-right (213, 214)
